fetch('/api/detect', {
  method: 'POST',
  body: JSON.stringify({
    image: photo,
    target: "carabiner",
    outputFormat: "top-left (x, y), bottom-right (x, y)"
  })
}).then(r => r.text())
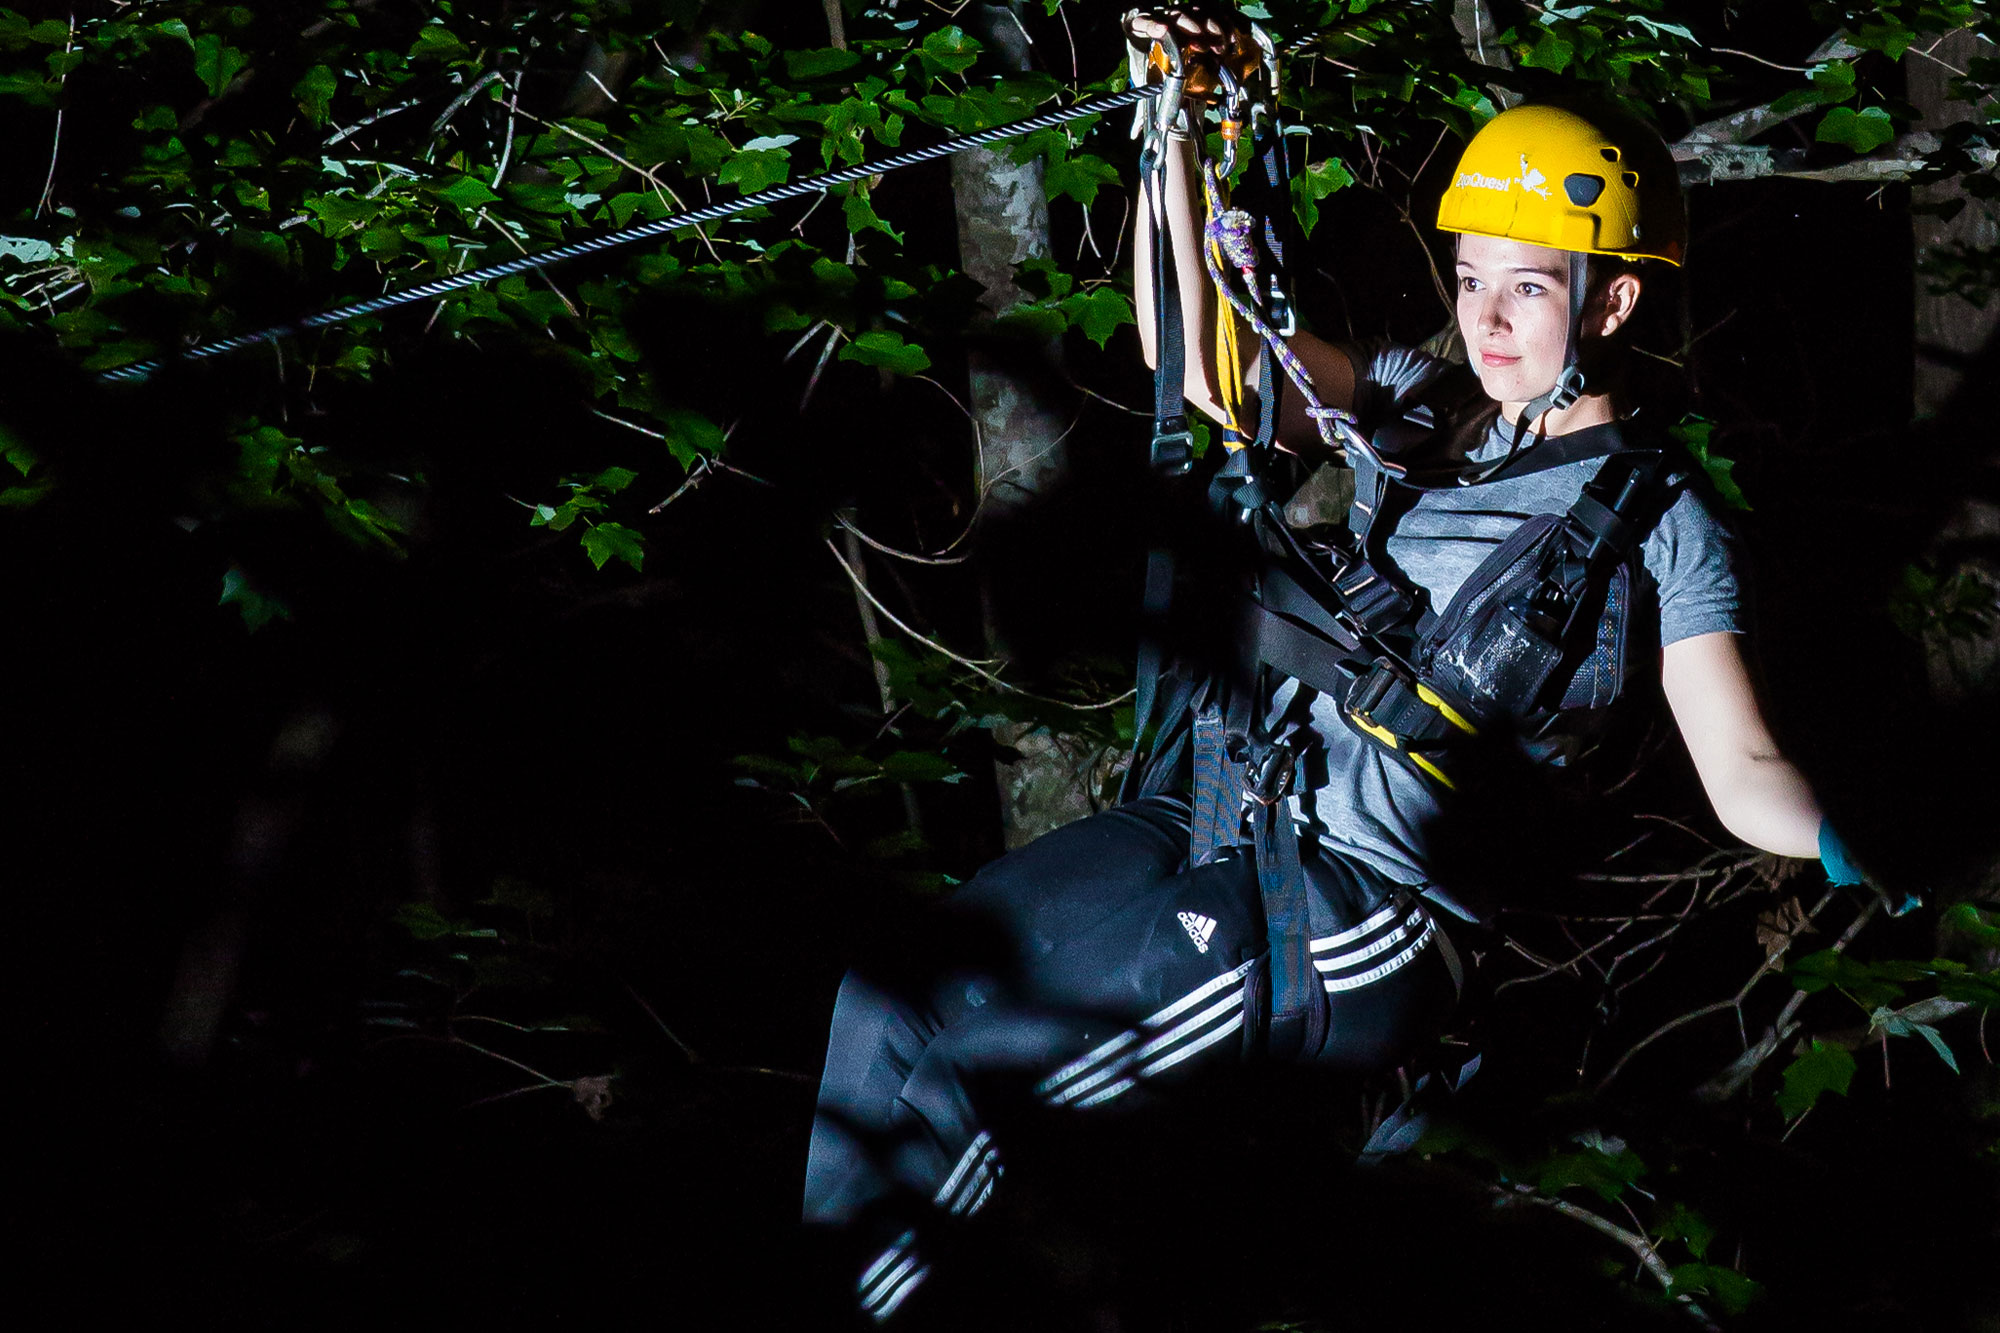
top-left (1215, 64), bottom-right (1246, 177)
top-left (1139, 32), bottom-right (1189, 173)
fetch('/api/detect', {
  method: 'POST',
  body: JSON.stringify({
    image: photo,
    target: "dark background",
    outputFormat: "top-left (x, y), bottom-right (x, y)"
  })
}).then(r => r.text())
top-left (8, 3), bottom-right (1997, 1328)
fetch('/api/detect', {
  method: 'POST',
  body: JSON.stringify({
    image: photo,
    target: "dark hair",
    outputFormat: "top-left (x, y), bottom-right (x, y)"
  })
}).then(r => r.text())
top-left (1581, 254), bottom-right (1684, 411)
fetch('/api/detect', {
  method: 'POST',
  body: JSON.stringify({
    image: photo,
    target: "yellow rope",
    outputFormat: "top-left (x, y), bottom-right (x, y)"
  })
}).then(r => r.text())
top-left (1201, 174), bottom-right (1248, 450)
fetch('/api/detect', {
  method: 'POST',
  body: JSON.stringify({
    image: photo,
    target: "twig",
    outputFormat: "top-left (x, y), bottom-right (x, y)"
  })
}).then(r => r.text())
top-left (1594, 1001), bottom-right (1738, 1094)
top-left (823, 538), bottom-right (1134, 711)
top-left (492, 74), bottom-right (520, 188)
top-left (836, 513), bottom-right (969, 566)
top-left (717, 1064), bottom-right (816, 1084)
top-left (1693, 897), bottom-right (1880, 1103)
top-left (1595, 888), bottom-right (1836, 1094)
top-left (325, 96), bottom-right (423, 148)
top-left (801, 321), bottom-right (842, 410)
top-left (1067, 376), bottom-right (1149, 416)
top-left (463, 1082), bottom-right (571, 1109)
top-left (427, 69), bottom-right (505, 145)
top-left (1907, 33), bottom-right (1971, 79)
top-left (1708, 46), bottom-right (1814, 73)
top-left (625, 980), bottom-right (701, 1063)
top-left (447, 1032), bottom-right (570, 1089)
top-left (34, 15), bottom-right (73, 218)
top-left (840, 526), bottom-right (925, 833)
top-left (1502, 1186), bottom-right (1718, 1330)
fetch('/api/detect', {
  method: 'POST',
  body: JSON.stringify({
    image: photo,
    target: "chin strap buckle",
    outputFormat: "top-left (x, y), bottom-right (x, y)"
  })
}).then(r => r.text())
top-left (1546, 363), bottom-right (1587, 414)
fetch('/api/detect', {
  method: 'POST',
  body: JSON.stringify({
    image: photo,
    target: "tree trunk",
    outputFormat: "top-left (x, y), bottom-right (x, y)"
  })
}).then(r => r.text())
top-left (1908, 29), bottom-right (2000, 703)
top-left (951, 2), bottom-right (1091, 848)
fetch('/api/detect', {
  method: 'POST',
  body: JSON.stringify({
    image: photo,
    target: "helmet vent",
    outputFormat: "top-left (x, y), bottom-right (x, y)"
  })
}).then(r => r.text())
top-left (1564, 173), bottom-right (1606, 206)
top-left (1600, 147), bottom-right (1620, 162)
top-left (1621, 171), bottom-right (1639, 188)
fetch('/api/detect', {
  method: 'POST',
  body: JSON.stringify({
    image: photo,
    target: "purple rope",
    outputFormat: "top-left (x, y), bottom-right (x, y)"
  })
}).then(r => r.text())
top-left (1200, 162), bottom-right (1375, 463)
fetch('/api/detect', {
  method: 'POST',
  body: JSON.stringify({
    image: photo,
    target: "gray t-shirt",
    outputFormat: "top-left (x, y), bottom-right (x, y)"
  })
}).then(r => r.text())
top-left (1276, 343), bottom-right (1744, 913)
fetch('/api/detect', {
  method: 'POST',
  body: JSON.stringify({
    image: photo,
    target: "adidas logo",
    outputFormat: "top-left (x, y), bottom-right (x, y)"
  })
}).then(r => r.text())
top-left (1178, 911), bottom-right (1217, 954)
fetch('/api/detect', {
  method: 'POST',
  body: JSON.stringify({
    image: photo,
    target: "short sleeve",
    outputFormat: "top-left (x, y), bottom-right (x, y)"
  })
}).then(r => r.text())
top-left (1341, 340), bottom-right (1448, 431)
top-left (1642, 482), bottom-right (1744, 645)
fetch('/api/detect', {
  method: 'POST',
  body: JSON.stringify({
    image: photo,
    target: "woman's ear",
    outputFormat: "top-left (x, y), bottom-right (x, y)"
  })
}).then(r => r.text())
top-left (1595, 271), bottom-right (1643, 337)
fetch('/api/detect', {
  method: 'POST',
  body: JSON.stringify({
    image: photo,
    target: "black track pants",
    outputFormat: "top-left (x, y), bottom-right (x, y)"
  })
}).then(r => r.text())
top-left (802, 795), bottom-right (1456, 1322)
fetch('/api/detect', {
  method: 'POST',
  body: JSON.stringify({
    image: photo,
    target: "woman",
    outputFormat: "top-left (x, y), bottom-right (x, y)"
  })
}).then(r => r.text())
top-left (803, 13), bottom-right (1867, 1323)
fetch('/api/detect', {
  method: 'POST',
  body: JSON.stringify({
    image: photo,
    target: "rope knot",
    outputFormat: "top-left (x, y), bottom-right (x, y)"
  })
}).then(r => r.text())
top-left (1205, 208), bottom-right (1259, 270)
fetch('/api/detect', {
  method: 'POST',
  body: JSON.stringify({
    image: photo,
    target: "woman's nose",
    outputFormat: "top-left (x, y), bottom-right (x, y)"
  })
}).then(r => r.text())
top-left (1478, 293), bottom-right (1509, 333)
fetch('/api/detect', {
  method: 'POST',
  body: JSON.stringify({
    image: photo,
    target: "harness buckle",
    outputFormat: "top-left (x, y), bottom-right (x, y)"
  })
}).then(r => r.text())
top-left (1246, 739), bottom-right (1297, 806)
top-left (1151, 415), bottom-right (1196, 476)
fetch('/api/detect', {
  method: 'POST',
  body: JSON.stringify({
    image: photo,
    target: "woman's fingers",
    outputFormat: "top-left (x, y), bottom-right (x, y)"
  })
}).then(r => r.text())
top-left (1124, 6), bottom-right (1239, 54)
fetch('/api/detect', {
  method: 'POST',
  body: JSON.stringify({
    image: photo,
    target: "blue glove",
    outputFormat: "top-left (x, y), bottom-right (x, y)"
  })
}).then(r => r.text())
top-left (1818, 821), bottom-right (1921, 916)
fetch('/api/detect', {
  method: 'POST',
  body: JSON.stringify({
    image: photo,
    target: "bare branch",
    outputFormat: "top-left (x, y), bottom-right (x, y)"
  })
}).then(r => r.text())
top-left (1693, 897), bottom-right (1881, 1103)
top-left (1500, 1186), bottom-right (1719, 1330)
top-left (1677, 32), bottom-right (1864, 151)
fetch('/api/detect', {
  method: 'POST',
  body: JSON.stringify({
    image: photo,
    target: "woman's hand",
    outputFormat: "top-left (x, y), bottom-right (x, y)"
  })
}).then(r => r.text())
top-left (1122, 5), bottom-right (1257, 88)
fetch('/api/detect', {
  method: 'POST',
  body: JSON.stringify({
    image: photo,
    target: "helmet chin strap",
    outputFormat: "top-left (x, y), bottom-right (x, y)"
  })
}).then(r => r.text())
top-left (1461, 248), bottom-right (1591, 486)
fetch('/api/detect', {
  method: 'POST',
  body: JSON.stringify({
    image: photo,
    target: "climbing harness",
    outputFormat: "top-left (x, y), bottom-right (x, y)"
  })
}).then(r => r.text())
top-left (1122, 72), bottom-right (1692, 1059)
top-left (98, 81), bottom-right (1165, 384)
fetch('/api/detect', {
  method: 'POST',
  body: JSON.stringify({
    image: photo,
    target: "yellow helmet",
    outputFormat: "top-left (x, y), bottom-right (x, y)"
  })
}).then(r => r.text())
top-left (1435, 104), bottom-right (1685, 266)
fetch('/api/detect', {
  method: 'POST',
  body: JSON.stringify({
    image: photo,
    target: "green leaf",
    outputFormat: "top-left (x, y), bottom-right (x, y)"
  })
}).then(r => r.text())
top-left (191, 34), bottom-right (248, 98)
top-left (434, 175), bottom-right (501, 210)
top-left (785, 47), bottom-right (862, 81)
top-left (917, 26), bottom-right (982, 79)
top-left (2, 433), bottom-right (37, 476)
top-left (718, 147), bottom-right (790, 193)
top-left (655, 408), bottom-right (725, 469)
top-left (1058, 286), bottom-right (1135, 349)
top-left (878, 750), bottom-right (963, 784)
top-left (409, 23), bottom-right (472, 63)
top-left (1870, 1005), bottom-right (1961, 1074)
top-left (1776, 1039), bottom-right (1856, 1120)
top-left (1941, 902), bottom-right (2000, 944)
top-left (1045, 153), bottom-right (1120, 206)
top-left (592, 466), bottom-right (638, 493)
top-left (839, 330), bottom-right (931, 375)
top-left (1789, 949), bottom-right (1907, 1009)
top-left (1669, 1263), bottom-right (1762, 1316)
top-left (995, 304), bottom-right (1068, 340)
top-left (1291, 158), bottom-right (1354, 238)
top-left (392, 901), bottom-right (493, 941)
top-left (219, 566), bottom-right (291, 632)
top-left (581, 521), bottom-right (645, 572)
top-left (1520, 31), bottom-right (1575, 74)
top-left (1816, 105), bottom-right (1897, 154)
top-left (293, 65), bottom-right (336, 125)
top-left (1658, 1202), bottom-right (1715, 1261)
top-left (841, 187), bottom-right (902, 240)
top-left (1938, 969), bottom-right (2000, 1009)
top-left (1537, 1132), bottom-right (1646, 1204)
top-left (1669, 416), bottom-right (1750, 511)
top-left (1809, 59), bottom-right (1858, 102)
top-left (1014, 256), bottom-right (1073, 301)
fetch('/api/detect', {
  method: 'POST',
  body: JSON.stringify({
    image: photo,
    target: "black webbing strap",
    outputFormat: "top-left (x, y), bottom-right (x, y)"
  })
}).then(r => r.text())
top-left (1248, 685), bottom-right (1326, 1062)
top-left (1131, 134), bottom-right (1196, 758)
top-left (1189, 702), bottom-right (1246, 866)
top-left (1255, 791), bottom-right (1319, 1058)
top-left (1145, 144), bottom-right (1195, 479)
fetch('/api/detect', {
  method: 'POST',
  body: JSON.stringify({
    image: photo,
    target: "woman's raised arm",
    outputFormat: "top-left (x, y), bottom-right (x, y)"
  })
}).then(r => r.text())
top-left (1659, 630), bottom-right (1823, 858)
top-left (1126, 8), bottom-right (1354, 451)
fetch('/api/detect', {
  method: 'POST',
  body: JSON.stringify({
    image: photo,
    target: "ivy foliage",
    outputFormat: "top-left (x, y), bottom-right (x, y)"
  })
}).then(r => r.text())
top-left (2, 0), bottom-right (1995, 607)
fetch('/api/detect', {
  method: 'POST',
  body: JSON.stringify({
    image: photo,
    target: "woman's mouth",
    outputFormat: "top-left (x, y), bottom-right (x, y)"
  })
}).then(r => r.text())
top-left (1479, 350), bottom-right (1519, 368)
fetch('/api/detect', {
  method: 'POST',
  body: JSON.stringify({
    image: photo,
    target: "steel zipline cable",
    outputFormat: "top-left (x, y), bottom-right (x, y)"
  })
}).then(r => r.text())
top-left (99, 83), bottom-right (1162, 384)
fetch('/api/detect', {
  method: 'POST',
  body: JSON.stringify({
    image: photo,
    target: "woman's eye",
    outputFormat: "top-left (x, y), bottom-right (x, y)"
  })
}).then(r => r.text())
top-left (1458, 276), bottom-right (1480, 292)
top-left (1518, 282), bottom-right (1546, 297)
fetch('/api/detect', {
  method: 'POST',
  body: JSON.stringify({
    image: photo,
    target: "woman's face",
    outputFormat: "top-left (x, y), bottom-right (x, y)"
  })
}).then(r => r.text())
top-left (1453, 232), bottom-right (1576, 411)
